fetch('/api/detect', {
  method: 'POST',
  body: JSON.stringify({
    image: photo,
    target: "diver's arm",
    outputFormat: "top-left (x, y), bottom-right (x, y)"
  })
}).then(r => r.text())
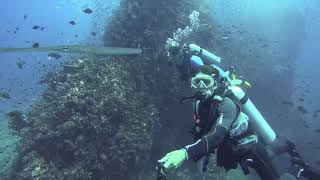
top-left (185, 126), bottom-right (228, 161)
top-left (302, 165), bottom-right (320, 180)
top-left (283, 140), bottom-right (320, 180)
top-left (185, 97), bottom-right (238, 161)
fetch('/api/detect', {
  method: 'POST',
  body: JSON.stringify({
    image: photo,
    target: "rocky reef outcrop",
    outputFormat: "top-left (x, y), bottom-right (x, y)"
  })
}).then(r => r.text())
top-left (9, 58), bottom-right (159, 180)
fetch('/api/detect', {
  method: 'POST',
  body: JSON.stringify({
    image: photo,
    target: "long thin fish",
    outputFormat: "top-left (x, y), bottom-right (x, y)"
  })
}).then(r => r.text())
top-left (0, 45), bottom-right (142, 55)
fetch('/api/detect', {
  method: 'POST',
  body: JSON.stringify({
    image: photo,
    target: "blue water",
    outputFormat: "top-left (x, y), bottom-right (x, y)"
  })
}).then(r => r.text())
top-left (0, 0), bottom-right (120, 110)
top-left (210, 0), bottom-right (320, 165)
top-left (0, 0), bottom-right (119, 176)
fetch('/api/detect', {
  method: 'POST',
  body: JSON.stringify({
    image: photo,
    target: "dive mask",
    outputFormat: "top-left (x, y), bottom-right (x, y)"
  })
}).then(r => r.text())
top-left (190, 72), bottom-right (217, 100)
top-left (191, 73), bottom-right (216, 90)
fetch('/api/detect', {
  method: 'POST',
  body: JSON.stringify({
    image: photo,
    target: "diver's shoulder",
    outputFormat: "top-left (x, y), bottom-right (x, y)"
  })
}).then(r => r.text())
top-left (221, 96), bottom-right (235, 104)
top-left (218, 96), bottom-right (237, 109)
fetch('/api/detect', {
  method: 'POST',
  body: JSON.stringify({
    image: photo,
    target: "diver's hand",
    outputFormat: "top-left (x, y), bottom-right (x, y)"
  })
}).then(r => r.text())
top-left (158, 149), bottom-right (188, 170)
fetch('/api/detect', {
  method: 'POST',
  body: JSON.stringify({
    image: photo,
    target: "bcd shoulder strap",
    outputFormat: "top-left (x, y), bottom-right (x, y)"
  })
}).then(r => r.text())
top-left (202, 99), bottom-right (220, 135)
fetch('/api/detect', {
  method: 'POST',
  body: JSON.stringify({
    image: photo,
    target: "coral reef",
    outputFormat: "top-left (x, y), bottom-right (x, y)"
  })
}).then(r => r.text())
top-left (6, 111), bottom-right (27, 134)
top-left (9, 58), bottom-right (160, 180)
top-left (0, 114), bottom-right (20, 180)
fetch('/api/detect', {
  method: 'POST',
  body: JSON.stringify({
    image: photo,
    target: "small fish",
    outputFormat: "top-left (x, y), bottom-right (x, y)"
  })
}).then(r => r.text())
top-left (32, 42), bottom-right (39, 48)
top-left (48, 52), bottom-right (62, 60)
top-left (314, 129), bottom-right (320, 133)
top-left (260, 44), bottom-right (269, 48)
top-left (314, 146), bottom-right (320, 150)
top-left (69, 21), bottom-right (76, 25)
top-left (281, 100), bottom-right (294, 107)
top-left (0, 91), bottom-right (10, 99)
top-left (90, 32), bottom-right (96, 36)
top-left (40, 27), bottom-right (45, 31)
top-left (297, 106), bottom-right (308, 114)
top-left (24, 15), bottom-right (27, 20)
top-left (74, 34), bottom-right (79, 38)
top-left (32, 25), bottom-right (40, 30)
top-left (237, 30), bottom-right (245, 34)
top-left (16, 59), bottom-right (26, 69)
top-left (298, 98), bottom-right (304, 102)
top-left (222, 36), bottom-right (229, 40)
top-left (83, 8), bottom-right (93, 14)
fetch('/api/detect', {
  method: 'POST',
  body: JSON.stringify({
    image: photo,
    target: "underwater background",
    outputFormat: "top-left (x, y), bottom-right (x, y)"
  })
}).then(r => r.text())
top-left (0, 0), bottom-right (319, 179)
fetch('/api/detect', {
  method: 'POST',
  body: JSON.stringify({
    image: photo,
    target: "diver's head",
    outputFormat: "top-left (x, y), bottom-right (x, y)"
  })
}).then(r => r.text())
top-left (190, 65), bottom-right (220, 101)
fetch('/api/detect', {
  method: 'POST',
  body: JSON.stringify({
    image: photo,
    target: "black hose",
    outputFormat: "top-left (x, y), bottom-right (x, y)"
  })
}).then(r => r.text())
top-left (156, 162), bottom-right (167, 180)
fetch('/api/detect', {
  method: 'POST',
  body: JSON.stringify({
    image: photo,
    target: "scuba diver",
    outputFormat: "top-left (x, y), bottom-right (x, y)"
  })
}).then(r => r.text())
top-left (156, 44), bottom-right (320, 180)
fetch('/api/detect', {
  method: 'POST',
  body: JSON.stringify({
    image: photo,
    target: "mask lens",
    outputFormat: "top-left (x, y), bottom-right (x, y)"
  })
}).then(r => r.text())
top-left (191, 75), bottom-right (215, 89)
top-left (203, 79), bottom-right (211, 86)
top-left (198, 80), bottom-right (206, 88)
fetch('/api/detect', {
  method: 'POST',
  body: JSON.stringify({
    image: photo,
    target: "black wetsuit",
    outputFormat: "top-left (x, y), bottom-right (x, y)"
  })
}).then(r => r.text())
top-left (185, 97), bottom-right (237, 161)
top-left (185, 96), bottom-right (280, 180)
top-left (183, 96), bottom-right (320, 180)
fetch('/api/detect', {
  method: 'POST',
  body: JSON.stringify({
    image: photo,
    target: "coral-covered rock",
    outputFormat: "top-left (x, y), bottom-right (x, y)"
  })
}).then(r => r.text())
top-left (10, 58), bottom-right (160, 179)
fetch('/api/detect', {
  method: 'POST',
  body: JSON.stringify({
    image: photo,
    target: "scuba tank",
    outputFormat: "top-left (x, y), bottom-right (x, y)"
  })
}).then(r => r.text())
top-left (189, 44), bottom-right (221, 65)
top-left (228, 86), bottom-right (276, 145)
top-left (188, 45), bottom-right (277, 145)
